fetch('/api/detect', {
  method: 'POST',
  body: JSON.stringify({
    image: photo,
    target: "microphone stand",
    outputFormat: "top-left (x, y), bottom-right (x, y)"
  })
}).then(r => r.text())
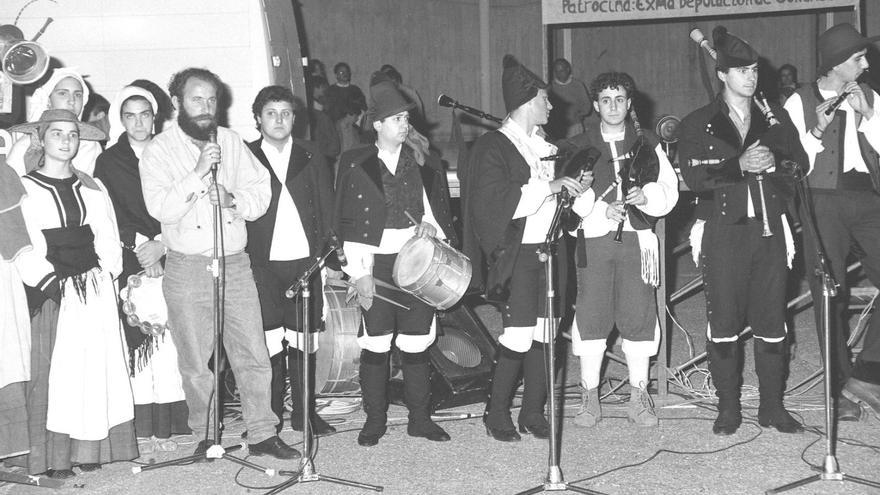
top-left (133, 165), bottom-right (274, 476)
top-left (514, 191), bottom-right (606, 495)
top-left (269, 245), bottom-right (383, 494)
top-left (767, 165), bottom-right (880, 494)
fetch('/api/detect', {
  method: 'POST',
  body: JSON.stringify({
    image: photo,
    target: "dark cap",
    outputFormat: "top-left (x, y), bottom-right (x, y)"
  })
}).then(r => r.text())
top-left (501, 54), bottom-right (548, 113)
top-left (817, 23), bottom-right (880, 75)
top-left (367, 71), bottom-right (415, 122)
top-left (713, 26), bottom-right (758, 70)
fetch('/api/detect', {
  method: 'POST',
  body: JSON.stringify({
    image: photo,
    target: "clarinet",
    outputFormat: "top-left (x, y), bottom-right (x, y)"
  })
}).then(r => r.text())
top-left (752, 92), bottom-right (776, 237)
top-left (613, 107), bottom-right (644, 243)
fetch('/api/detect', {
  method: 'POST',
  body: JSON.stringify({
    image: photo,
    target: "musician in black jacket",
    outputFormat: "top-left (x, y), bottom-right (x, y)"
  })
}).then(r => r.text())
top-left (245, 85), bottom-right (336, 435)
top-left (679, 27), bottom-right (807, 436)
top-left (335, 72), bottom-right (456, 447)
top-left (462, 55), bottom-right (585, 442)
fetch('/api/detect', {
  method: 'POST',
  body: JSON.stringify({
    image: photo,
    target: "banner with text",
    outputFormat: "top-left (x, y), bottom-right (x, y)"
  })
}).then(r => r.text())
top-left (542, 0), bottom-right (856, 25)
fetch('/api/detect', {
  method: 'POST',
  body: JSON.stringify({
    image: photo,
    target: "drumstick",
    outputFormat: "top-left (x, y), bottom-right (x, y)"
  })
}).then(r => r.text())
top-left (405, 211), bottom-right (419, 226)
top-left (328, 276), bottom-right (407, 294)
top-left (332, 279), bottom-right (411, 311)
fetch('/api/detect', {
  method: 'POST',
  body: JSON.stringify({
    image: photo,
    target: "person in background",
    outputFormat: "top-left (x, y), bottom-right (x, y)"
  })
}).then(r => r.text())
top-left (94, 86), bottom-right (190, 454)
top-left (548, 58), bottom-right (593, 139)
top-left (777, 64), bottom-right (800, 106)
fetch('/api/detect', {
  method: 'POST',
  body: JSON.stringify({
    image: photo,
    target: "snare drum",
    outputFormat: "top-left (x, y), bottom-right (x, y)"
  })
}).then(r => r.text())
top-left (392, 236), bottom-right (472, 310)
top-left (119, 273), bottom-right (169, 337)
top-left (314, 284), bottom-right (362, 395)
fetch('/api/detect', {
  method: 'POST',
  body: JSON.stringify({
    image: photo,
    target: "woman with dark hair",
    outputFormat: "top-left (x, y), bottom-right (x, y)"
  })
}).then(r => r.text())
top-left (11, 109), bottom-right (137, 478)
top-left (95, 86), bottom-right (190, 454)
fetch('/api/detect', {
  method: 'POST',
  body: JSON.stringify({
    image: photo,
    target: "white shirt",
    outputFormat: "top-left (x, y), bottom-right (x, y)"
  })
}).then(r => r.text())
top-left (499, 118), bottom-right (558, 244)
top-left (261, 138), bottom-right (310, 261)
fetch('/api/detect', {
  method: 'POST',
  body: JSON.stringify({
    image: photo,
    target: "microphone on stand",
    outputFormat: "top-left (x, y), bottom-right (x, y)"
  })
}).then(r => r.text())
top-left (689, 28), bottom-right (717, 60)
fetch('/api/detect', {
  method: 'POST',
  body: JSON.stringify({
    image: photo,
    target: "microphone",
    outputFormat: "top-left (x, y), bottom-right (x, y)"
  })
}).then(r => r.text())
top-left (824, 91), bottom-right (850, 115)
top-left (207, 130), bottom-right (219, 173)
top-left (689, 28), bottom-right (717, 60)
top-left (329, 230), bottom-right (347, 266)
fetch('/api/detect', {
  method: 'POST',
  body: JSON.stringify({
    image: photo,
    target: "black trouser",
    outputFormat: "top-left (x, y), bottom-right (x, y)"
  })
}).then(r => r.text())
top-left (803, 191), bottom-right (880, 387)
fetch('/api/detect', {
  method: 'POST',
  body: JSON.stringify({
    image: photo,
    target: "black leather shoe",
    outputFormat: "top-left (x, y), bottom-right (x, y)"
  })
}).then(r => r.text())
top-left (518, 422), bottom-right (550, 439)
top-left (484, 423), bottom-right (521, 442)
top-left (357, 425), bottom-right (387, 447)
top-left (45, 469), bottom-right (76, 479)
top-left (712, 409), bottom-right (742, 436)
top-left (77, 463), bottom-right (101, 472)
top-left (408, 421), bottom-right (451, 442)
top-left (838, 395), bottom-right (862, 422)
top-left (758, 407), bottom-right (803, 434)
top-left (292, 415), bottom-right (337, 435)
top-left (844, 377), bottom-right (880, 419)
top-left (193, 440), bottom-right (215, 463)
top-left (248, 436), bottom-right (300, 460)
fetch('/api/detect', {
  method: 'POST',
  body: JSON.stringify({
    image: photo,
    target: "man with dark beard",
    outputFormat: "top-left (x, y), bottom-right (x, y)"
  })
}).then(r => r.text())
top-left (139, 68), bottom-right (298, 460)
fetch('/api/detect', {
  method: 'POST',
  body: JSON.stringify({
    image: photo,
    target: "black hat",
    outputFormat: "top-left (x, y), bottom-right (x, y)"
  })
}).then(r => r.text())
top-left (713, 26), bottom-right (758, 70)
top-left (818, 23), bottom-right (880, 75)
top-left (367, 71), bottom-right (415, 122)
top-left (502, 54), bottom-right (548, 113)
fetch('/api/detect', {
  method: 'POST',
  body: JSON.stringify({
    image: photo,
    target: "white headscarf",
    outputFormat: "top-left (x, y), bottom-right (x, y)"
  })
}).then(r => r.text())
top-left (106, 86), bottom-right (159, 147)
top-left (27, 68), bottom-right (90, 122)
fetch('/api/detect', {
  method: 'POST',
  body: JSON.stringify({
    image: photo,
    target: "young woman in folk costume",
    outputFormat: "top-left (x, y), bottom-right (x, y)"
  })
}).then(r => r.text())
top-left (95, 85), bottom-right (190, 454)
top-left (11, 109), bottom-right (136, 479)
top-left (5, 68), bottom-right (102, 177)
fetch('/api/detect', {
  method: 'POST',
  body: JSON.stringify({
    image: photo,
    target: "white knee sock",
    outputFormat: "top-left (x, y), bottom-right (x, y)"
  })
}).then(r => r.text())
top-left (624, 351), bottom-right (650, 389)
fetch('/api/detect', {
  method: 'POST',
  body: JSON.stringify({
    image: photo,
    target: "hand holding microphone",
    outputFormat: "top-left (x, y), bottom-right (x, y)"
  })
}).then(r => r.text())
top-left (196, 129), bottom-right (222, 178)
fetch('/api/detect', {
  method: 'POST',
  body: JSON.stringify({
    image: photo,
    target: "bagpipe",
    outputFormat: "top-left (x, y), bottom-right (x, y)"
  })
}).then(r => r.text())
top-left (612, 106), bottom-right (660, 242)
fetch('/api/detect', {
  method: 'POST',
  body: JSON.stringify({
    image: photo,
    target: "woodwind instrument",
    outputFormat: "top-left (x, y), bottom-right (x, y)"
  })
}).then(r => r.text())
top-left (613, 106), bottom-right (646, 243)
top-left (753, 92), bottom-right (777, 237)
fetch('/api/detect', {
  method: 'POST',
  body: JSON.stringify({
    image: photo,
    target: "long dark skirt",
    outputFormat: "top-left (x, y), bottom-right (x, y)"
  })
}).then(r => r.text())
top-left (6, 299), bottom-right (138, 473)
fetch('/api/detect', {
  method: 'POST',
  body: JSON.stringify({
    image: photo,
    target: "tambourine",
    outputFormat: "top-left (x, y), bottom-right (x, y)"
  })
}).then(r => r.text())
top-left (119, 272), bottom-right (169, 337)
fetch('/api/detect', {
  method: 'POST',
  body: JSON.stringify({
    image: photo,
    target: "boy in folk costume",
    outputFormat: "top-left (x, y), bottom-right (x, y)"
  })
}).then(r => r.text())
top-left (562, 72), bottom-right (679, 427)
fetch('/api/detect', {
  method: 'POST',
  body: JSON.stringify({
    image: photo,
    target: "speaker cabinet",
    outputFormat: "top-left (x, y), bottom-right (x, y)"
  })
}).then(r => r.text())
top-left (390, 300), bottom-right (497, 411)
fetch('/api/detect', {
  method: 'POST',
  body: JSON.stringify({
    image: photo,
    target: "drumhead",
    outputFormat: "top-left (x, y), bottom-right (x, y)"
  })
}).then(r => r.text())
top-left (394, 237), bottom-right (435, 286)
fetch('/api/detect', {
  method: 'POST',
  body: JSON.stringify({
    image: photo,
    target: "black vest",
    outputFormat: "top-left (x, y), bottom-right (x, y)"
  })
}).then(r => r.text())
top-left (380, 149), bottom-right (425, 228)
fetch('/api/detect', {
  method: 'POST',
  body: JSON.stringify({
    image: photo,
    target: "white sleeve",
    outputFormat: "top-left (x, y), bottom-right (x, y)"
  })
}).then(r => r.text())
top-left (857, 90), bottom-right (880, 153)
top-left (341, 241), bottom-right (376, 280)
top-left (140, 141), bottom-right (210, 224)
top-left (512, 179), bottom-right (553, 219)
top-left (637, 145), bottom-right (679, 218)
top-left (784, 93), bottom-right (823, 174)
top-left (91, 179), bottom-right (123, 279)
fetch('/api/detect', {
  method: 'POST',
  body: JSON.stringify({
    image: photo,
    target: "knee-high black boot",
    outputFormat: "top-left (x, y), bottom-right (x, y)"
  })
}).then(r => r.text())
top-left (484, 345), bottom-right (526, 442)
top-left (270, 352), bottom-right (285, 434)
top-left (517, 341), bottom-right (550, 439)
top-left (754, 340), bottom-right (803, 433)
top-left (400, 351), bottom-right (450, 442)
top-left (707, 341), bottom-right (742, 435)
top-left (357, 350), bottom-right (389, 446)
top-left (288, 349), bottom-right (336, 435)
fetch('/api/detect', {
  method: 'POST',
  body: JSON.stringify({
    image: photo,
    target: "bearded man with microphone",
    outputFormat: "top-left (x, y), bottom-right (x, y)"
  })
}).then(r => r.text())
top-left (140, 68), bottom-right (298, 460)
top-left (679, 27), bottom-right (806, 436)
top-left (784, 24), bottom-right (880, 421)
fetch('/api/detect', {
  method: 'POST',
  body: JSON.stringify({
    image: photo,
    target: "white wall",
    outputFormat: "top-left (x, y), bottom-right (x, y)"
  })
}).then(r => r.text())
top-left (1, 0), bottom-right (271, 140)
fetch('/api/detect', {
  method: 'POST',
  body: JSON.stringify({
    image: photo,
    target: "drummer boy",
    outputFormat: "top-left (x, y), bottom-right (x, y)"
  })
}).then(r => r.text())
top-left (334, 71), bottom-right (457, 447)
